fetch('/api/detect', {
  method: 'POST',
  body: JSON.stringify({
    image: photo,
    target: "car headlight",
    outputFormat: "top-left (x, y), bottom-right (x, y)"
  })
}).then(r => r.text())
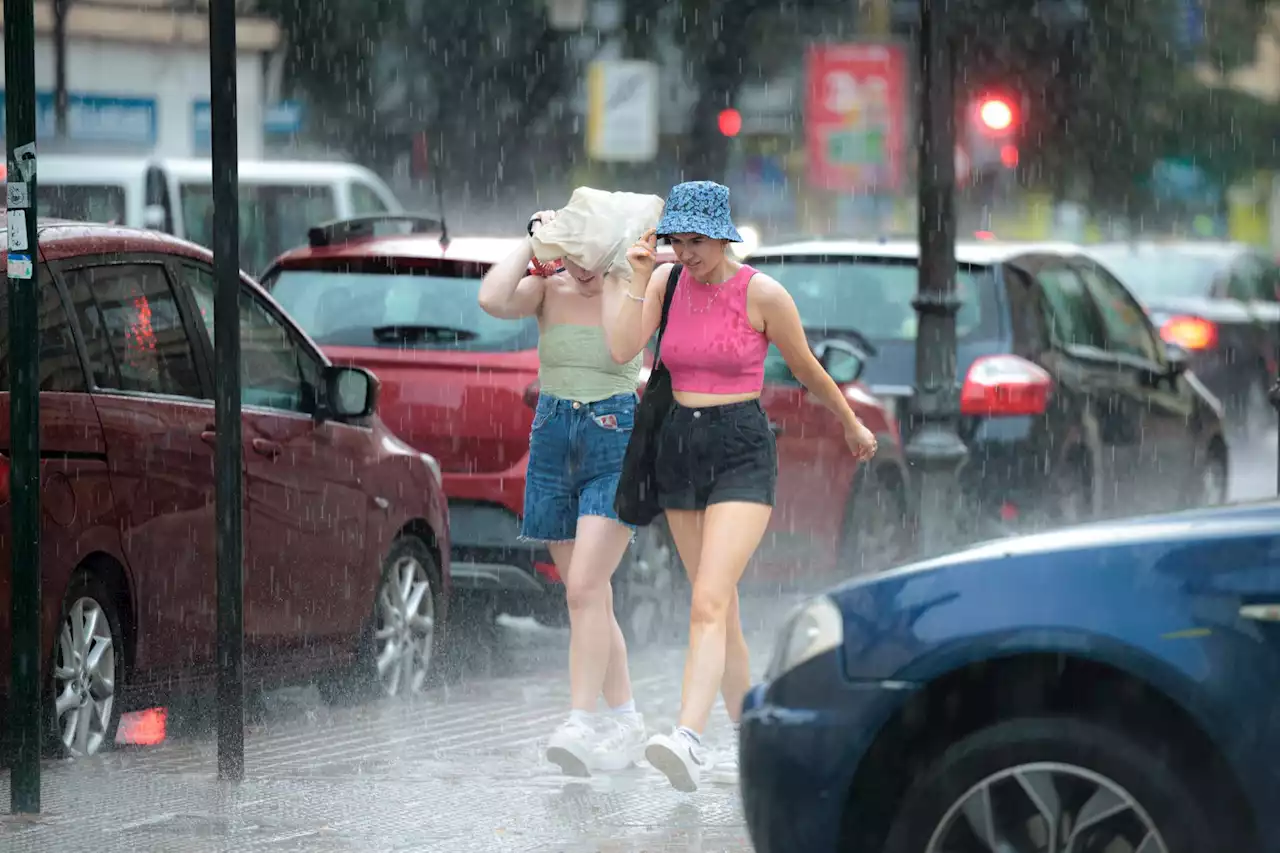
top-left (765, 595), bottom-right (843, 680)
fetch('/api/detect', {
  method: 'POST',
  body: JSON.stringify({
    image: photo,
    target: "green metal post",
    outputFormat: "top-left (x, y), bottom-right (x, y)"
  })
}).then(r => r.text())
top-left (5, 0), bottom-right (43, 815)
top-left (209, 0), bottom-right (245, 782)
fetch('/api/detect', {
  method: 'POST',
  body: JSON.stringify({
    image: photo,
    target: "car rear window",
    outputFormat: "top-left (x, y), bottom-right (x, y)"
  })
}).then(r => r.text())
top-left (748, 256), bottom-right (997, 342)
top-left (37, 184), bottom-right (127, 224)
top-left (265, 262), bottom-right (538, 352)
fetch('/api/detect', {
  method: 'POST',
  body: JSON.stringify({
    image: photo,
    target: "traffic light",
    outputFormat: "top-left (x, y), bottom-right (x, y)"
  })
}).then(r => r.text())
top-left (718, 108), bottom-right (743, 137)
top-left (975, 96), bottom-right (1016, 134)
top-left (966, 94), bottom-right (1021, 173)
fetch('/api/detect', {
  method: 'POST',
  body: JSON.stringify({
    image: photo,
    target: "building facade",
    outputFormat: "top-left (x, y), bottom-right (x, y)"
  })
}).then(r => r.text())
top-left (0, 0), bottom-right (284, 158)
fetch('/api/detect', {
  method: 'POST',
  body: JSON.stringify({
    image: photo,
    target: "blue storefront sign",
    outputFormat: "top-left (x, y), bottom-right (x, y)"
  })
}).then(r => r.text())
top-left (0, 92), bottom-right (157, 147)
top-left (193, 99), bottom-right (304, 152)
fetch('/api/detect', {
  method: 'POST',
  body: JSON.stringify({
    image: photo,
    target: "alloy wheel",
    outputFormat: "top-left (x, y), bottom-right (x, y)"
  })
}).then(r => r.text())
top-left (925, 761), bottom-right (1169, 853)
top-left (53, 597), bottom-right (116, 757)
top-left (373, 555), bottom-right (436, 697)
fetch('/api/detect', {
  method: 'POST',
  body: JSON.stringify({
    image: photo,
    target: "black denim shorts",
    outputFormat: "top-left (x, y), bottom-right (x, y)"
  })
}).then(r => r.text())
top-left (655, 399), bottom-right (778, 510)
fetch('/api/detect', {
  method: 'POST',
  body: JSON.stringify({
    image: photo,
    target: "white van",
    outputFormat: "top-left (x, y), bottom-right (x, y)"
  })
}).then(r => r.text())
top-left (25, 154), bottom-right (404, 274)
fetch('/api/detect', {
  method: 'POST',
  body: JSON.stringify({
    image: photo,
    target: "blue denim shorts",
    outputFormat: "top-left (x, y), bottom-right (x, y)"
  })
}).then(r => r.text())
top-left (520, 392), bottom-right (637, 542)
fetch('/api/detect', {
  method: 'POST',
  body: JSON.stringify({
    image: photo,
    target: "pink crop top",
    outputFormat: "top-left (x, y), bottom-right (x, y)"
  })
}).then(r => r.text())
top-left (660, 264), bottom-right (770, 394)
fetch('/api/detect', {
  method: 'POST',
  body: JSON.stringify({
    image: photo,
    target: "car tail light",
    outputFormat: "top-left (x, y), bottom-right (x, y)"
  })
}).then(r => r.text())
top-left (960, 355), bottom-right (1053, 417)
top-left (1160, 315), bottom-right (1217, 350)
top-left (523, 380), bottom-right (541, 409)
top-left (534, 560), bottom-right (562, 583)
top-left (0, 452), bottom-right (10, 505)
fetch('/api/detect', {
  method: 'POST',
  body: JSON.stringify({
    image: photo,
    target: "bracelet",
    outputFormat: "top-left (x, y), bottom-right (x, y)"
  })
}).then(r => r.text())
top-left (625, 291), bottom-right (646, 303)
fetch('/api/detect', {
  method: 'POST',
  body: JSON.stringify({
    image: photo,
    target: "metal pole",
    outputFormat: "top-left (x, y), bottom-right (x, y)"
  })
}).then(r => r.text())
top-left (209, 0), bottom-right (245, 782)
top-left (906, 0), bottom-right (969, 555)
top-left (5, 0), bottom-right (43, 814)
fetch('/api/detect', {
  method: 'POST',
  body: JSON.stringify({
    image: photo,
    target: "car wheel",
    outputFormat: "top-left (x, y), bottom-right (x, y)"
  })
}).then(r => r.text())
top-left (322, 536), bottom-right (443, 704)
top-left (839, 467), bottom-right (911, 575)
top-left (49, 573), bottom-right (124, 758)
top-left (615, 519), bottom-right (684, 649)
top-left (883, 717), bottom-right (1222, 853)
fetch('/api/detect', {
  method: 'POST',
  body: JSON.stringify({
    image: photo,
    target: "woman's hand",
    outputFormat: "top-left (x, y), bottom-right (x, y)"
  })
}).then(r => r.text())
top-left (845, 420), bottom-right (878, 461)
top-left (528, 209), bottom-right (556, 237)
top-left (627, 228), bottom-right (658, 278)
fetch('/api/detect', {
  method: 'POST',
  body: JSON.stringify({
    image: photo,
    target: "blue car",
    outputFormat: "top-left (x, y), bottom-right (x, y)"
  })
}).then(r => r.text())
top-left (741, 499), bottom-right (1280, 853)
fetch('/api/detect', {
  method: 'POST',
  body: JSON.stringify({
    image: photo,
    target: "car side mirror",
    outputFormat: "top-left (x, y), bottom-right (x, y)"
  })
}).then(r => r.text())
top-left (813, 338), bottom-right (866, 385)
top-left (324, 365), bottom-right (378, 419)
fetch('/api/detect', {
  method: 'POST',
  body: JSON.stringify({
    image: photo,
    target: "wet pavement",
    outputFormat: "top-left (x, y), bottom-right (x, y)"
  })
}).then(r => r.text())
top-left (2, 433), bottom-right (1275, 853)
top-left (0, 598), bottom-right (798, 853)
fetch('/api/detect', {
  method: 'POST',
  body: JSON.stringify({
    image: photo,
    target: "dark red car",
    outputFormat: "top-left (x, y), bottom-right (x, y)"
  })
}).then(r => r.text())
top-left (0, 220), bottom-right (449, 760)
top-left (260, 216), bottom-right (911, 645)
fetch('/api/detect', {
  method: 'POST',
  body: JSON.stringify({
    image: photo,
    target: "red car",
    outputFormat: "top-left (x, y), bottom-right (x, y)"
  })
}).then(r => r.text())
top-left (261, 216), bottom-right (911, 642)
top-left (0, 220), bottom-right (449, 759)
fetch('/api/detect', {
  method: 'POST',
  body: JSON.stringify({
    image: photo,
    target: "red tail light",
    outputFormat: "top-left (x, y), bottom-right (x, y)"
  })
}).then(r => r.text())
top-left (0, 452), bottom-right (10, 505)
top-left (1160, 315), bottom-right (1217, 350)
top-left (960, 355), bottom-right (1053, 417)
top-left (523, 380), bottom-right (541, 409)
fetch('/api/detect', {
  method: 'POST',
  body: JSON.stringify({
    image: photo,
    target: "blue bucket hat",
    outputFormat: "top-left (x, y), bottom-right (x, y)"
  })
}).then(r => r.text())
top-left (655, 181), bottom-right (744, 242)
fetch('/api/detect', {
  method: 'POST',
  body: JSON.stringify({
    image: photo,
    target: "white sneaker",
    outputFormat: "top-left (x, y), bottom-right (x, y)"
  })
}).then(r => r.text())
top-left (590, 712), bottom-right (647, 772)
top-left (546, 715), bottom-right (598, 777)
top-left (645, 729), bottom-right (706, 793)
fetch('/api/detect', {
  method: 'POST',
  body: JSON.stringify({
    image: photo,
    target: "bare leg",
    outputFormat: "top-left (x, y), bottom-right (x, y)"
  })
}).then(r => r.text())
top-left (665, 510), bottom-right (753, 724)
top-left (561, 516), bottom-right (634, 711)
top-left (720, 588), bottom-right (750, 723)
top-left (600, 582), bottom-right (633, 708)
top-left (676, 502), bottom-right (771, 734)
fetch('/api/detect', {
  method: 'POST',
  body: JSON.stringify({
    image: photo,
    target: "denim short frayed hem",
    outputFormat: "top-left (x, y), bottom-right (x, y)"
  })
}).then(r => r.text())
top-left (522, 392), bottom-right (637, 543)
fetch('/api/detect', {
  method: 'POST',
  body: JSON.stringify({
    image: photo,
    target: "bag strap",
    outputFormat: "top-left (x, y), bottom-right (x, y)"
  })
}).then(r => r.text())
top-left (653, 264), bottom-right (683, 365)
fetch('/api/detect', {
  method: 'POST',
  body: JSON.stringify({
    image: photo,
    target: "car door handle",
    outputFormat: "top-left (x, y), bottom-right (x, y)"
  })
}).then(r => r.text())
top-left (199, 430), bottom-right (217, 447)
top-left (251, 438), bottom-right (282, 458)
top-left (767, 420), bottom-right (783, 435)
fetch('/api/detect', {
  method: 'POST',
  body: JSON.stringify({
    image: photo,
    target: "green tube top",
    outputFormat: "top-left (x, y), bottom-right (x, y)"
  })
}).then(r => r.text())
top-left (538, 324), bottom-right (641, 403)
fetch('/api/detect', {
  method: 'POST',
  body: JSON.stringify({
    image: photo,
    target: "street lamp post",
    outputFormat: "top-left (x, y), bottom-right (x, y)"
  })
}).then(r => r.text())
top-left (5, 0), bottom-right (43, 814)
top-left (209, 0), bottom-right (246, 783)
top-left (907, 0), bottom-right (969, 555)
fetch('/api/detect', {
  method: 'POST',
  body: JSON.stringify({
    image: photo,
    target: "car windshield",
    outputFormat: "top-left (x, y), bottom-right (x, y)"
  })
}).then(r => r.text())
top-left (266, 263), bottom-right (538, 352)
top-left (1091, 251), bottom-right (1223, 300)
top-left (749, 257), bottom-right (994, 341)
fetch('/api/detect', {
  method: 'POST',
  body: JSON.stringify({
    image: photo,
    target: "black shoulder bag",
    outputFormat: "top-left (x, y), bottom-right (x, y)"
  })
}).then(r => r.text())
top-left (615, 264), bottom-right (682, 527)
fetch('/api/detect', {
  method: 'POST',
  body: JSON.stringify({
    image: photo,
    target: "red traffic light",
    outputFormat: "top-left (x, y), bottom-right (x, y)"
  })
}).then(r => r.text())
top-left (718, 108), bottom-right (742, 137)
top-left (977, 97), bottom-right (1015, 132)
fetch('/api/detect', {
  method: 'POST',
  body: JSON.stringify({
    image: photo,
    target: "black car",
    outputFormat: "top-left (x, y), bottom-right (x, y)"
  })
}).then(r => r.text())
top-left (1088, 241), bottom-right (1280, 436)
top-left (748, 239), bottom-right (1229, 538)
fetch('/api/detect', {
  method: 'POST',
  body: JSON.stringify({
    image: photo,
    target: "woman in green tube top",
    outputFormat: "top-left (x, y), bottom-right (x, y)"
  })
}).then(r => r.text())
top-left (478, 207), bottom-right (646, 778)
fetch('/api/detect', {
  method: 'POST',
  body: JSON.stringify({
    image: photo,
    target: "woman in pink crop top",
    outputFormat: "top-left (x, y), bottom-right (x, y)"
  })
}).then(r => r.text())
top-left (603, 180), bottom-right (878, 792)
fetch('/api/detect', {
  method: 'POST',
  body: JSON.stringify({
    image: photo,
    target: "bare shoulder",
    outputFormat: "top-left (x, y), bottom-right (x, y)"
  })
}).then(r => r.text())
top-left (746, 270), bottom-right (792, 307)
top-left (648, 262), bottom-right (678, 297)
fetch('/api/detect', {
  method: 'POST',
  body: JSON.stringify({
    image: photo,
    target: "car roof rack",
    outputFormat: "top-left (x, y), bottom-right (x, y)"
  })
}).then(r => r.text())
top-left (307, 213), bottom-right (449, 249)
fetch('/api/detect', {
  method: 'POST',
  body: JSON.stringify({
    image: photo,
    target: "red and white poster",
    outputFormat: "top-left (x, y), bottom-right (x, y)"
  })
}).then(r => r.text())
top-left (805, 43), bottom-right (908, 192)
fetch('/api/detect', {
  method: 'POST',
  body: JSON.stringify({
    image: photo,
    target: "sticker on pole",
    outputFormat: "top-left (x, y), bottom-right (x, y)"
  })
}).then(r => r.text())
top-left (7, 210), bottom-right (28, 250)
top-left (11, 142), bottom-right (36, 181)
top-left (8, 253), bottom-right (33, 280)
top-left (7, 181), bottom-right (30, 209)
